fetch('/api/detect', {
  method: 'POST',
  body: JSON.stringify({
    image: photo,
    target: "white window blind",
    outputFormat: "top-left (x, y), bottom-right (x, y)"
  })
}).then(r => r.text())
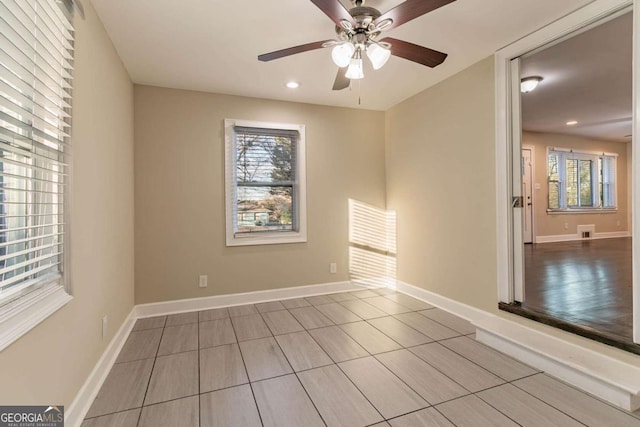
top-left (0, 0), bottom-right (73, 306)
top-left (601, 156), bottom-right (616, 207)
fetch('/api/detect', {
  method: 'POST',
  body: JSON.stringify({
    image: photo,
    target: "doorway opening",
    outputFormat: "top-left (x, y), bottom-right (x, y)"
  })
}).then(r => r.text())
top-left (496, 1), bottom-right (640, 353)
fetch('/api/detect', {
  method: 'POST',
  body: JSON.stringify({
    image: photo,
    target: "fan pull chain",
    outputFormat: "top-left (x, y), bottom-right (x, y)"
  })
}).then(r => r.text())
top-left (358, 79), bottom-right (361, 105)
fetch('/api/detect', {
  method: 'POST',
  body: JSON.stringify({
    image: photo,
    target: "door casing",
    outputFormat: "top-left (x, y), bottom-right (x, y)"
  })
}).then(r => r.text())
top-left (494, 0), bottom-right (639, 343)
top-left (522, 147), bottom-right (534, 245)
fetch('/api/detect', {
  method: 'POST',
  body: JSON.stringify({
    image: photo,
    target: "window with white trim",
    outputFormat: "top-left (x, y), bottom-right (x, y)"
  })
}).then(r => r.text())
top-left (547, 148), bottom-right (617, 211)
top-left (0, 0), bottom-right (74, 349)
top-left (224, 119), bottom-right (307, 246)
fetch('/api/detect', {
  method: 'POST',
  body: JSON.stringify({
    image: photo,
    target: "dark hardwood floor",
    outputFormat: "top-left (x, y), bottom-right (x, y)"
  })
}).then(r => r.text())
top-left (522, 237), bottom-right (634, 345)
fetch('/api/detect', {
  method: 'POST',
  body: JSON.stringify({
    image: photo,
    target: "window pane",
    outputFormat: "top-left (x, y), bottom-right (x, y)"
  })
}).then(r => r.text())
top-left (548, 181), bottom-right (559, 209)
top-left (236, 134), bottom-right (292, 184)
top-left (579, 159), bottom-right (592, 206)
top-left (599, 158), bottom-right (603, 207)
top-left (236, 186), bottom-right (293, 233)
top-left (601, 156), bottom-right (616, 208)
top-left (548, 154), bottom-right (559, 181)
top-left (566, 159), bottom-right (578, 207)
top-left (548, 153), bottom-right (559, 209)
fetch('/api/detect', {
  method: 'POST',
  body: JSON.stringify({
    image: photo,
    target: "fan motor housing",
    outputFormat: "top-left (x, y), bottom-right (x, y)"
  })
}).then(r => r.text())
top-left (335, 5), bottom-right (381, 38)
top-left (349, 6), bottom-right (381, 21)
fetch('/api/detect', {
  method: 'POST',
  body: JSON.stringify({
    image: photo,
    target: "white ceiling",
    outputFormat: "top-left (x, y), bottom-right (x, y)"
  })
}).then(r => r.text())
top-left (521, 11), bottom-right (632, 143)
top-left (91, 0), bottom-right (596, 111)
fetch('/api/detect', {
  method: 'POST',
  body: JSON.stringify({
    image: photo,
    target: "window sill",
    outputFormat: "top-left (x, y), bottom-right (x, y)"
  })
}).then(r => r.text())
top-left (546, 208), bottom-right (618, 215)
top-left (0, 284), bottom-right (72, 352)
top-left (226, 231), bottom-right (307, 247)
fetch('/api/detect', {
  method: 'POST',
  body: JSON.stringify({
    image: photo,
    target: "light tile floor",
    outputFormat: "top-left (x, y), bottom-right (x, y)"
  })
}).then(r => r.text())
top-left (82, 288), bottom-right (640, 427)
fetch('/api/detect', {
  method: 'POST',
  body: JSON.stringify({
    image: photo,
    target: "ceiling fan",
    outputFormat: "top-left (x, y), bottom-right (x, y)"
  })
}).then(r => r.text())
top-left (258, 0), bottom-right (456, 90)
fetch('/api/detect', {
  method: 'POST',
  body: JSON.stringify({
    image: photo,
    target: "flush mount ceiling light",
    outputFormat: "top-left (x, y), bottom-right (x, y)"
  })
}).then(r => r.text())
top-left (258, 0), bottom-right (455, 91)
top-left (520, 76), bottom-right (543, 93)
top-left (566, 120), bottom-right (578, 126)
top-left (285, 81), bottom-right (300, 89)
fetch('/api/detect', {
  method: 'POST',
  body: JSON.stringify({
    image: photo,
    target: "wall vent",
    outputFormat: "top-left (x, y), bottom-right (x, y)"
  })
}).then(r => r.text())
top-left (577, 224), bottom-right (595, 240)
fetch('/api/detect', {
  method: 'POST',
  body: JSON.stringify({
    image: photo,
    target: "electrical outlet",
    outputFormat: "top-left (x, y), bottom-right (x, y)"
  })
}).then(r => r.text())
top-left (199, 275), bottom-right (208, 288)
top-left (102, 315), bottom-right (108, 339)
top-left (564, 222), bottom-right (569, 230)
top-left (329, 263), bottom-right (337, 274)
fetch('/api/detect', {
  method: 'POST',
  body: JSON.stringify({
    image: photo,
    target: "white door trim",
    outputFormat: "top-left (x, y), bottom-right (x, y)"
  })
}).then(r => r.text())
top-left (511, 58), bottom-right (525, 302)
top-left (494, 0), bottom-right (638, 343)
top-left (522, 145), bottom-right (535, 245)
top-left (633, 0), bottom-right (640, 343)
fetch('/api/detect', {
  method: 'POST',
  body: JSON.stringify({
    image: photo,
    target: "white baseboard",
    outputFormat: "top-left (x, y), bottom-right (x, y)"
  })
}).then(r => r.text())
top-left (395, 279), bottom-right (640, 411)
top-left (475, 317), bottom-right (640, 411)
top-left (135, 281), bottom-right (361, 318)
top-left (535, 231), bottom-right (630, 243)
top-left (394, 280), bottom-right (491, 323)
top-left (65, 309), bottom-right (137, 427)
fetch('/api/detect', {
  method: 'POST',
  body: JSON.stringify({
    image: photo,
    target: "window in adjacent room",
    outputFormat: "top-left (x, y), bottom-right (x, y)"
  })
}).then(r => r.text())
top-left (224, 119), bottom-right (307, 246)
top-left (547, 148), bottom-right (617, 211)
top-left (0, 0), bottom-right (75, 350)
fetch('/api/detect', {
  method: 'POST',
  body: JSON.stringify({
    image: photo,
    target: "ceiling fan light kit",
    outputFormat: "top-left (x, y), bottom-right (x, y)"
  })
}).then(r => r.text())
top-left (345, 49), bottom-right (365, 79)
top-left (332, 43), bottom-right (356, 67)
top-left (366, 42), bottom-right (391, 70)
top-left (258, 0), bottom-right (456, 91)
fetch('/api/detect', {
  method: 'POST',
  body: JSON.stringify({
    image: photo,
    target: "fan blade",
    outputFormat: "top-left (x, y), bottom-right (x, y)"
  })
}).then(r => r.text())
top-left (374, 0), bottom-right (455, 32)
top-left (310, 0), bottom-right (356, 26)
top-left (382, 37), bottom-right (447, 68)
top-left (332, 67), bottom-right (350, 90)
top-left (258, 40), bottom-right (333, 62)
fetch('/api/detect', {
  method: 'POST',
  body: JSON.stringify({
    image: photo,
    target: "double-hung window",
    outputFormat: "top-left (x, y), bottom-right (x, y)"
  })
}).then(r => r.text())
top-left (547, 148), bottom-right (617, 211)
top-left (0, 0), bottom-right (74, 350)
top-left (224, 119), bottom-right (307, 246)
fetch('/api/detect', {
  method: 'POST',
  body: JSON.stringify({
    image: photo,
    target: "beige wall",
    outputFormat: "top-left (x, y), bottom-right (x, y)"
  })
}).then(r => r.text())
top-left (134, 86), bottom-right (386, 304)
top-left (385, 57), bottom-right (498, 313)
top-left (0, 2), bottom-right (135, 406)
top-left (523, 131), bottom-right (629, 238)
top-left (385, 56), bottom-right (640, 364)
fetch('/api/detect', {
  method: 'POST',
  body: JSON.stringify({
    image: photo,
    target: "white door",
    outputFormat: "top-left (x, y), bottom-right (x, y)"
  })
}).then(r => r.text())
top-left (522, 148), bottom-right (533, 244)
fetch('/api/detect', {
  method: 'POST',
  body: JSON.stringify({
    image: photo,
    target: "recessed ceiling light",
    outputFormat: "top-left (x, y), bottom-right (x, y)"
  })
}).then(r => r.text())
top-left (566, 120), bottom-right (578, 126)
top-left (285, 81), bottom-right (300, 89)
top-left (520, 76), bottom-right (543, 93)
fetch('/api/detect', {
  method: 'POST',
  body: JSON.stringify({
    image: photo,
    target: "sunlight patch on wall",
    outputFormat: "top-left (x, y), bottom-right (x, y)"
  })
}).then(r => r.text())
top-left (348, 199), bottom-right (397, 288)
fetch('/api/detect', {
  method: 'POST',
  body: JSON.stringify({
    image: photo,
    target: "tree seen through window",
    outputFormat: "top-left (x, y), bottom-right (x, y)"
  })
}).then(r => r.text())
top-left (235, 129), bottom-right (297, 233)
